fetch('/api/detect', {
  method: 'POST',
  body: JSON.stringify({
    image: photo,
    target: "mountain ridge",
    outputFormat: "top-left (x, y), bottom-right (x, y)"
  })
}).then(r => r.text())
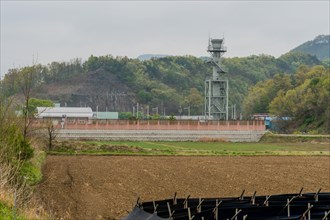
top-left (290, 34), bottom-right (330, 61)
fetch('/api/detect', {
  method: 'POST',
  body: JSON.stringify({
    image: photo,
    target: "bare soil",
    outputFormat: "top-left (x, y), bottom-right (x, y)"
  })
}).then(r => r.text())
top-left (37, 156), bottom-right (330, 220)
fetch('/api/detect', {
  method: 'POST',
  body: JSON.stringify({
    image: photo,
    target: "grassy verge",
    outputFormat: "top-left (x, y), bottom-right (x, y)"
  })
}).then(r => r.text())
top-left (20, 150), bottom-right (46, 186)
top-left (0, 150), bottom-right (48, 220)
top-left (49, 139), bottom-right (330, 156)
top-left (260, 132), bottom-right (330, 143)
top-left (0, 201), bottom-right (25, 220)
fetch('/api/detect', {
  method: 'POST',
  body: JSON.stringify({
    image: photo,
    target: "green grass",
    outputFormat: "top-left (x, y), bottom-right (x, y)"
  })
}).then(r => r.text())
top-left (0, 202), bottom-right (25, 220)
top-left (20, 150), bottom-right (46, 185)
top-left (260, 133), bottom-right (330, 143)
top-left (0, 150), bottom-right (47, 220)
top-left (49, 140), bottom-right (330, 156)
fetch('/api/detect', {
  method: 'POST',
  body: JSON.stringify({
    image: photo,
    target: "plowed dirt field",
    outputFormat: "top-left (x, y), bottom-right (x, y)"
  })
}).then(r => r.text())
top-left (37, 156), bottom-right (330, 219)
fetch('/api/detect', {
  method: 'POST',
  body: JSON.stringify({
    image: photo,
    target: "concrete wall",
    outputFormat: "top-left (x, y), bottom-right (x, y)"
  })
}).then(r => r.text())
top-left (56, 129), bottom-right (265, 142)
top-left (34, 119), bottom-right (265, 131)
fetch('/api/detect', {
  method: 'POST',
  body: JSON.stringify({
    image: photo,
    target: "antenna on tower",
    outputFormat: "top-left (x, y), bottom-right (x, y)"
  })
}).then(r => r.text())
top-left (208, 33), bottom-right (211, 51)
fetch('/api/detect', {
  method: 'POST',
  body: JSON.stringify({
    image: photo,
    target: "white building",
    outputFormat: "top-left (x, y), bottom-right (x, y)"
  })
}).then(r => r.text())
top-left (36, 107), bottom-right (93, 119)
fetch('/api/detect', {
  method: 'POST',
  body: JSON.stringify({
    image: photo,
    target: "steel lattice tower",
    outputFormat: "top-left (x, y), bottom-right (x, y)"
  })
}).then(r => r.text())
top-left (205, 38), bottom-right (228, 120)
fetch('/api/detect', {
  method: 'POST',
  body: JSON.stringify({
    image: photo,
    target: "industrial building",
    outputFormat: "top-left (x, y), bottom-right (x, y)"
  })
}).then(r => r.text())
top-left (37, 107), bottom-right (94, 120)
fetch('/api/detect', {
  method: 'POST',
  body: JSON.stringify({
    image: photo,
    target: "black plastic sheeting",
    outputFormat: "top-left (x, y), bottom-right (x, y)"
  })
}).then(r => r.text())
top-left (123, 192), bottom-right (330, 220)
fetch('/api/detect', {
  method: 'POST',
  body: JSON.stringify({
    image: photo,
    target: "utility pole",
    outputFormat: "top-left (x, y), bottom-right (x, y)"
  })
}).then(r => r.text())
top-left (234, 104), bottom-right (236, 120)
top-left (137, 103), bottom-right (139, 119)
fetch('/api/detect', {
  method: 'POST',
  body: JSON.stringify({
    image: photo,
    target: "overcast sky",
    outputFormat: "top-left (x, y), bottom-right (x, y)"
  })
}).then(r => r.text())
top-left (1, 1), bottom-right (329, 78)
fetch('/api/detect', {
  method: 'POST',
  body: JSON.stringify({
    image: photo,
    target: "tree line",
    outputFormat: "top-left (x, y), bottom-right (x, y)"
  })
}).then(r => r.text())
top-left (243, 65), bottom-right (329, 133)
top-left (0, 51), bottom-right (326, 131)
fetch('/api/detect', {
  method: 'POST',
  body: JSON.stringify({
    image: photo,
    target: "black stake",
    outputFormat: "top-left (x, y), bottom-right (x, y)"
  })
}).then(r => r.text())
top-left (251, 191), bottom-right (257, 205)
top-left (136, 197), bottom-right (141, 207)
top-left (183, 195), bottom-right (190, 209)
top-left (239, 190), bottom-right (245, 200)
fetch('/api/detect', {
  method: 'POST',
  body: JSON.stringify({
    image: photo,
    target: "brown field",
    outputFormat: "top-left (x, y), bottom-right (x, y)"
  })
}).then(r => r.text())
top-left (37, 155), bottom-right (330, 220)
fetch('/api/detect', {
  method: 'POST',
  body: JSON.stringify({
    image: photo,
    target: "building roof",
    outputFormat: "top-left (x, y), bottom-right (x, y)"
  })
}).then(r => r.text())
top-left (37, 107), bottom-right (93, 118)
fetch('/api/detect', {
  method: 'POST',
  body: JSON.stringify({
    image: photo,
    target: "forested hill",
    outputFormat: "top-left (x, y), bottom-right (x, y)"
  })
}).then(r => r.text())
top-left (291, 35), bottom-right (330, 61)
top-left (0, 52), bottom-right (321, 116)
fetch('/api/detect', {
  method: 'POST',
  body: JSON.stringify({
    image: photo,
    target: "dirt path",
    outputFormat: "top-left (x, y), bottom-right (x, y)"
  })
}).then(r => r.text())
top-left (37, 156), bottom-right (330, 219)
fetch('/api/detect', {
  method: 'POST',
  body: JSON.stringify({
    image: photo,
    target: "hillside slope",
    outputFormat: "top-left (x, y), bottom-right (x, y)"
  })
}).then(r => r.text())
top-left (1, 52), bottom-right (321, 116)
top-left (291, 35), bottom-right (330, 61)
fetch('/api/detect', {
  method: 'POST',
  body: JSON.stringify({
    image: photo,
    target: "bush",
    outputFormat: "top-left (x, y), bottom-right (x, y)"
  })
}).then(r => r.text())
top-left (19, 162), bottom-right (42, 185)
top-left (17, 140), bottom-right (34, 161)
top-left (0, 202), bottom-right (25, 220)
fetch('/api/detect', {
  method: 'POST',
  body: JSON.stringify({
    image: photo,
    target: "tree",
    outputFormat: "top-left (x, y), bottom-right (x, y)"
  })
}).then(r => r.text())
top-left (243, 73), bottom-right (293, 117)
top-left (119, 112), bottom-right (133, 119)
top-left (46, 120), bottom-right (57, 151)
top-left (28, 98), bottom-right (54, 116)
top-left (17, 66), bottom-right (35, 141)
top-left (269, 66), bottom-right (329, 133)
top-left (184, 88), bottom-right (203, 115)
top-left (1, 51), bottom-right (322, 117)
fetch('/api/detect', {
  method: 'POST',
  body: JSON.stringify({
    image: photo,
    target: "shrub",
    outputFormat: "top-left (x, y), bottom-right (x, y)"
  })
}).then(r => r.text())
top-left (17, 140), bottom-right (34, 160)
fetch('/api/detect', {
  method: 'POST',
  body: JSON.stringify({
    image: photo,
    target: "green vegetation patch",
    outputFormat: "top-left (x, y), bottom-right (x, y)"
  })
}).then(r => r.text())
top-left (260, 133), bottom-right (330, 143)
top-left (50, 140), bottom-right (168, 155)
top-left (19, 150), bottom-right (46, 185)
top-left (0, 202), bottom-right (25, 220)
top-left (49, 140), bottom-right (330, 156)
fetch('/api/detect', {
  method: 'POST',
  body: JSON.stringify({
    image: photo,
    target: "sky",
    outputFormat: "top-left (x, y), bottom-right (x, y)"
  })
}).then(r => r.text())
top-left (1, 1), bottom-right (329, 78)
